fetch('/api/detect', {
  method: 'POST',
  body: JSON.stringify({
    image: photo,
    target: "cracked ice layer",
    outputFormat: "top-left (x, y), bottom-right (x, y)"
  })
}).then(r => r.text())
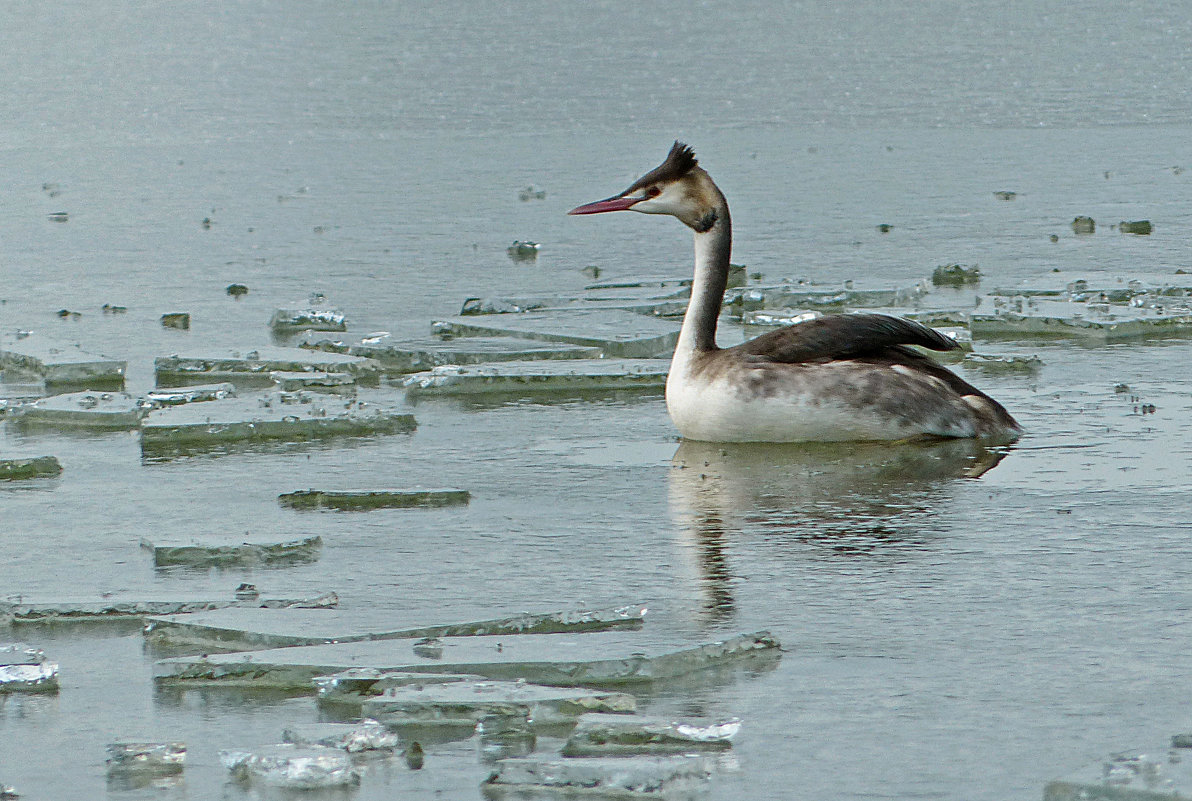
top-left (360, 680), bottom-right (636, 726)
top-left (430, 310), bottom-right (681, 358)
top-left (1043, 745), bottom-right (1192, 800)
top-left (563, 714), bottom-right (740, 756)
top-left (220, 744), bottom-right (359, 789)
top-left (144, 383), bottom-right (235, 407)
top-left (401, 359), bottom-right (670, 396)
top-left (106, 742), bottom-right (186, 773)
top-left (482, 755), bottom-right (715, 798)
top-left (282, 720), bottom-right (399, 752)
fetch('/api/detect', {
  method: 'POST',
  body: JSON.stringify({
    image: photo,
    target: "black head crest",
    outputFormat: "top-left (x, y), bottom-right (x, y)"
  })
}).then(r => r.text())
top-left (626, 141), bottom-right (699, 193)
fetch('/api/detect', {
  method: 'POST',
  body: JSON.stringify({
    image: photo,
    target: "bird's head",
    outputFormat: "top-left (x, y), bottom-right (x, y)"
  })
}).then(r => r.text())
top-left (569, 141), bottom-right (723, 233)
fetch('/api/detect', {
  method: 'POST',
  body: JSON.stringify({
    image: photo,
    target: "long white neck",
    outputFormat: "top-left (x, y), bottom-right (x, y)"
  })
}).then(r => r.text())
top-left (676, 206), bottom-right (732, 354)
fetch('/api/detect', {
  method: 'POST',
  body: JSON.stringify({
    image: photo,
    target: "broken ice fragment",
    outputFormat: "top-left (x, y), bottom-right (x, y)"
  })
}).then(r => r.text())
top-left (1072, 216), bottom-right (1096, 234)
top-left (106, 742), bottom-right (186, 774)
top-left (970, 300), bottom-right (1192, 343)
top-left (343, 334), bottom-right (604, 374)
top-left (2, 590), bottom-right (336, 625)
top-left (0, 457), bottom-right (61, 481)
top-left (431, 310), bottom-right (681, 358)
top-left (160, 313), bottom-right (190, 330)
top-left (220, 744), bottom-right (359, 789)
top-left (278, 488), bottom-right (470, 511)
top-left (482, 755), bottom-right (714, 798)
top-left (269, 307), bottom-right (347, 332)
top-left (506, 241), bottom-right (540, 261)
top-left (563, 714), bottom-right (740, 756)
top-left (931, 263), bottom-right (981, 286)
top-left (226, 283), bottom-right (249, 297)
top-left (401, 359), bottom-right (670, 396)
top-left (14, 391), bottom-right (145, 429)
top-left (154, 346), bottom-right (382, 386)
top-left (140, 394), bottom-right (413, 455)
top-left (153, 630), bottom-right (780, 690)
top-left (1043, 747), bottom-right (1183, 800)
top-left (140, 533), bottom-right (321, 568)
top-left (143, 603), bottom-right (646, 651)
top-left (269, 370), bottom-right (355, 393)
top-left (0, 330), bottom-right (126, 388)
top-left (282, 719), bottom-right (399, 752)
top-left (962, 353), bottom-right (1043, 375)
top-left (518, 186), bottom-right (547, 201)
top-left (0, 643), bottom-right (59, 693)
top-left (144, 383), bottom-right (235, 407)
top-left (360, 680), bottom-right (636, 727)
top-left (1119, 220), bottom-right (1153, 235)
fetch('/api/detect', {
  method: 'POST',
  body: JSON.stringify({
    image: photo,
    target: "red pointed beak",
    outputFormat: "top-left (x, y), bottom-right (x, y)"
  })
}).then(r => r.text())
top-left (568, 194), bottom-right (642, 215)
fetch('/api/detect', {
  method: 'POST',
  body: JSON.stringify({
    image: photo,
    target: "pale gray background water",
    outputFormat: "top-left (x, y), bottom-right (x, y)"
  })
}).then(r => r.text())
top-left (3, 1), bottom-right (1192, 799)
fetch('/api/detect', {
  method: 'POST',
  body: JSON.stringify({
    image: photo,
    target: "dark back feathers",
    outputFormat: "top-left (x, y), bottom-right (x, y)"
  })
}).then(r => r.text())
top-left (738, 313), bottom-right (959, 364)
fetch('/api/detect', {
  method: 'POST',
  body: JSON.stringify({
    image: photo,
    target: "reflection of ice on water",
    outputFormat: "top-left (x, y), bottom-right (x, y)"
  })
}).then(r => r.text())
top-left (667, 439), bottom-right (1010, 623)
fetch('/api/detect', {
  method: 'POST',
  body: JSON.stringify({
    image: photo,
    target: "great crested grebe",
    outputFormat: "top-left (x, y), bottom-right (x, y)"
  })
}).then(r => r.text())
top-left (569, 141), bottom-right (1021, 444)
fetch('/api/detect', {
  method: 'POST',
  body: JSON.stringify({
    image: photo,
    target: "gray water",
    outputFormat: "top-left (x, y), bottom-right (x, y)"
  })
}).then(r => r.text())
top-left (4, 1), bottom-right (1192, 798)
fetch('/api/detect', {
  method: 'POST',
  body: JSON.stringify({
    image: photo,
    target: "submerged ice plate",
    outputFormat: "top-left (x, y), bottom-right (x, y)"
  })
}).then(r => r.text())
top-left (430, 310), bottom-right (681, 358)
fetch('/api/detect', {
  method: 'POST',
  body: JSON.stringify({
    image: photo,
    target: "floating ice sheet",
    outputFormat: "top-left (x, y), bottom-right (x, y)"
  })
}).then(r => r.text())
top-left (282, 720), bottom-right (399, 752)
top-left (0, 643), bottom-right (59, 693)
top-left (1044, 746), bottom-right (1191, 800)
top-left (278, 487), bottom-right (470, 511)
top-left (153, 630), bottom-right (779, 690)
top-left (14, 391), bottom-right (145, 429)
top-left (362, 680), bottom-right (634, 726)
top-left (154, 347), bottom-right (381, 385)
top-left (0, 331), bottom-right (126, 388)
top-left (970, 300), bottom-right (1192, 342)
top-left (106, 742), bottom-right (186, 774)
top-left (0, 456), bottom-right (61, 481)
top-left (140, 393), bottom-right (414, 454)
top-left (140, 533), bottom-right (321, 568)
top-left (482, 755), bottom-right (714, 798)
top-left (1, 590), bottom-right (337, 625)
top-left (402, 359), bottom-right (670, 396)
top-left (221, 744), bottom-right (359, 789)
top-left (430, 311), bottom-right (681, 358)
top-left (143, 603), bottom-right (646, 650)
top-left (563, 714), bottom-right (740, 756)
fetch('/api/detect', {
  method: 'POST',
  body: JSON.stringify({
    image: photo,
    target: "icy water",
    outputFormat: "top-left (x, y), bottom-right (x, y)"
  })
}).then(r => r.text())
top-left (4, 1), bottom-right (1192, 799)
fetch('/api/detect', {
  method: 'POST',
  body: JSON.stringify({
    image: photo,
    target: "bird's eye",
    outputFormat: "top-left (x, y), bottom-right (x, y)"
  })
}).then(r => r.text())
top-left (646, 186), bottom-right (661, 198)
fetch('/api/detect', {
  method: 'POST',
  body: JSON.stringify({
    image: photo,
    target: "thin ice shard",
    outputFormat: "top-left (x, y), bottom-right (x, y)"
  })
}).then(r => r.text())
top-left (402, 359), bottom-right (670, 396)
